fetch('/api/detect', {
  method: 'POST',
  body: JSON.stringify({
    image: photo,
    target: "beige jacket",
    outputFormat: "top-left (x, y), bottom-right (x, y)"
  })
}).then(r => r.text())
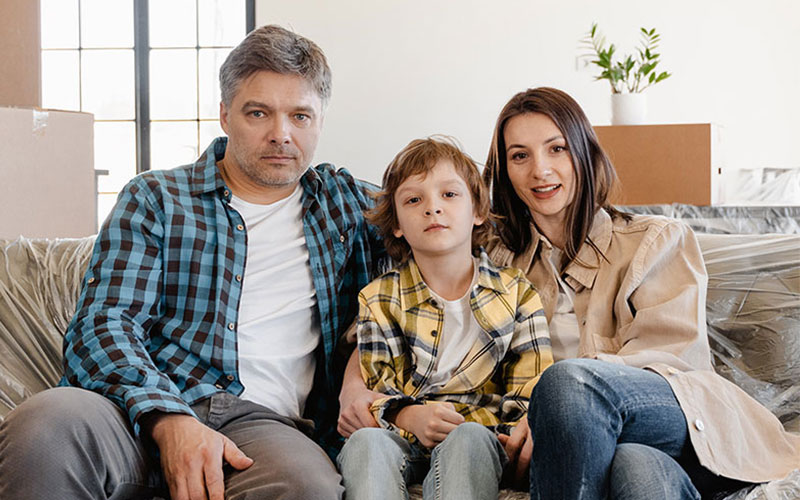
top-left (488, 209), bottom-right (800, 482)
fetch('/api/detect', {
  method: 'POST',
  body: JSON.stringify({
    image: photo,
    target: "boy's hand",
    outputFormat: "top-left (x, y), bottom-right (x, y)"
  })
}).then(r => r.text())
top-left (394, 402), bottom-right (465, 448)
top-left (497, 417), bottom-right (532, 487)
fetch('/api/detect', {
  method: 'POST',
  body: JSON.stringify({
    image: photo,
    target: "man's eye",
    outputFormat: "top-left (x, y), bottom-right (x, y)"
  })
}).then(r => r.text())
top-left (294, 113), bottom-right (309, 121)
top-left (250, 110), bottom-right (264, 118)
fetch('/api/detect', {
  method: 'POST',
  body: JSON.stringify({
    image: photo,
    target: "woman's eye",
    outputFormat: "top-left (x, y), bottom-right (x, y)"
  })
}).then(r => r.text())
top-left (406, 197), bottom-right (420, 204)
top-left (552, 145), bottom-right (567, 153)
top-left (510, 152), bottom-right (528, 161)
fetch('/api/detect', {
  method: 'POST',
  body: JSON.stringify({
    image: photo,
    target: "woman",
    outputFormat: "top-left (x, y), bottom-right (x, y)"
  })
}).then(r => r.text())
top-left (484, 87), bottom-right (800, 499)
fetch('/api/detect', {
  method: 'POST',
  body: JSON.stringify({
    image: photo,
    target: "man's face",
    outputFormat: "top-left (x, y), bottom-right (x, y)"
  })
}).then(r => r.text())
top-left (220, 71), bottom-right (323, 198)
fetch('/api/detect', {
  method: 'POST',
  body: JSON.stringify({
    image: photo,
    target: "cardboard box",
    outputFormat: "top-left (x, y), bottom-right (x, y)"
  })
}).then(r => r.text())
top-left (0, 107), bottom-right (95, 238)
top-left (594, 124), bottom-right (722, 206)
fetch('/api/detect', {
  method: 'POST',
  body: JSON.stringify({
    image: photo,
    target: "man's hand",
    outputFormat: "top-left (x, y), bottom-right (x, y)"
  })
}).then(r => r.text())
top-left (393, 402), bottom-right (465, 449)
top-left (338, 348), bottom-right (381, 437)
top-left (497, 417), bottom-right (532, 487)
top-left (146, 413), bottom-right (253, 500)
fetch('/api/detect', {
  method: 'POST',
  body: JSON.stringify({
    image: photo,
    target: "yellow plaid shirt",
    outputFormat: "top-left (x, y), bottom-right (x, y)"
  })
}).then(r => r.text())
top-left (357, 251), bottom-right (553, 441)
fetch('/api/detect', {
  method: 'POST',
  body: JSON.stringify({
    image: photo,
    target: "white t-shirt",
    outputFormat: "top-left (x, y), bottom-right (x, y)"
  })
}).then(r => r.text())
top-left (422, 257), bottom-right (481, 392)
top-left (228, 186), bottom-right (320, 419)
top-left (545, 245), bottom-right (581, 361)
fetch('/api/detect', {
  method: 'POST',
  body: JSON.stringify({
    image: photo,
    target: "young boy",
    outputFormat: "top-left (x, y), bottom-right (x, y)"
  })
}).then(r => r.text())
top-left (337, 137), bottom-right (553, 500)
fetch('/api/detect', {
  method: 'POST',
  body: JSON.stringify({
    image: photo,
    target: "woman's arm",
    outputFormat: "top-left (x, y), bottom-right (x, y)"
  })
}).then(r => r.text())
top-left (597, 220), bottom-right (713, 371)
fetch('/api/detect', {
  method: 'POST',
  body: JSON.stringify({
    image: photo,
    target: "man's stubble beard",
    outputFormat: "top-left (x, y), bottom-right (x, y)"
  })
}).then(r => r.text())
top-left (233, 145), bottom-right (308, 188)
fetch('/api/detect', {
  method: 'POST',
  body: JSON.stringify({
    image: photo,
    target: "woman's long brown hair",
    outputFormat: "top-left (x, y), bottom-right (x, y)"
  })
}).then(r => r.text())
top-left (484, 87), bottom-right (628, 260)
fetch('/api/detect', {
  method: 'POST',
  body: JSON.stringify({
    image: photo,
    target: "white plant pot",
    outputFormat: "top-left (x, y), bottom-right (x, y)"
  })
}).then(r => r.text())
top-left (611, 93), bottom-right (647, 125)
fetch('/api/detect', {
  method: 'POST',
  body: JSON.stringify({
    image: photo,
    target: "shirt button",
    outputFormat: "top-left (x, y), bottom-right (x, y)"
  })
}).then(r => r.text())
top-left (236, 224), bottom-right (244, 231)
top-left (694, 419), bottom-right (705, 432)
top-left (87, 277), bottom-right (95, 284)
top-left (226, 374), bottom-right (235, 382)
top-left (411, 380), bottom-right (419, 387)
top-left (339, 234), bottom-right (345, 243)
top-left (215, 383), bottom-right (223, 389)
top-left (228, 322), bottom-right (235, 330)
top-left (223, 189), bottom-right (230, 197)
top-left (430, 299), bottom-right (439, 308)
top-left (430, 330), bottom-right (438, 337)
top-left (235, 274), bottom-right (242, 282)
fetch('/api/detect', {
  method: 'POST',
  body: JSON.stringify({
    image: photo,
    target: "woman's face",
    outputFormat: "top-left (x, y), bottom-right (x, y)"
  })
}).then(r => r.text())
top-left (504, 112), bottom-right (576, 236)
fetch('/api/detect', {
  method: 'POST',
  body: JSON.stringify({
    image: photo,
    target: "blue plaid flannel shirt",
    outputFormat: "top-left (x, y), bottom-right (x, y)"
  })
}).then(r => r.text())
top-left (62, 137), bottom-right (384, 457)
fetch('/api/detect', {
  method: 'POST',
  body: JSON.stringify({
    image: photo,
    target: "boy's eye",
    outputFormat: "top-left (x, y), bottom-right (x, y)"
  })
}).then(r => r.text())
top-left (443, 191), bottom-right (457, 198)
top-left (406, 196), bottom-right (421, 204)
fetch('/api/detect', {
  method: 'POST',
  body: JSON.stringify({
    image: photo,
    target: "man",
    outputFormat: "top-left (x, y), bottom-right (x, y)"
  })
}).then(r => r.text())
top-left (0, 25), bottom-right (383, 500)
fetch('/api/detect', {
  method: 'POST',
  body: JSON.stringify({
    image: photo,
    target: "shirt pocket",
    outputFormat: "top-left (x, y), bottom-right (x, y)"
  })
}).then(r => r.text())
top-left (332, 224), bottom-right (356, 278)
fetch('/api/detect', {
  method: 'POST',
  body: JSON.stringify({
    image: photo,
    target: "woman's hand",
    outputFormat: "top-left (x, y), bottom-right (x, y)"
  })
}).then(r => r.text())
top-left (393, 402), bottom-right (465, 448)
top-left (497, 417), bottom-right (532, 486)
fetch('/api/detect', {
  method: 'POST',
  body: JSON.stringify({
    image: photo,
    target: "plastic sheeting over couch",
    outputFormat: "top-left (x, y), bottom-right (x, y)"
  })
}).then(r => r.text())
top-left (0, 204), bottom-right (798, 498)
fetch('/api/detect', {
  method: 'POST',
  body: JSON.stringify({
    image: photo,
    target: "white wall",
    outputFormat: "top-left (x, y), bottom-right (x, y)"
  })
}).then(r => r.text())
top-left (256, 0), bottom-right (800, 196)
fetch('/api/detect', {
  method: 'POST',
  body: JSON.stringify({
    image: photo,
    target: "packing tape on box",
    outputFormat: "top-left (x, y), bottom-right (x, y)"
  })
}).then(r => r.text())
top-left (32, 110), bottom-right (48, 136)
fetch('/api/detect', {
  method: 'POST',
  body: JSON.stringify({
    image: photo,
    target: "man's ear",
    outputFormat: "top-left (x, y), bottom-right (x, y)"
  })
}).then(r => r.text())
top-left (220, 101), bottom-right (229, 134)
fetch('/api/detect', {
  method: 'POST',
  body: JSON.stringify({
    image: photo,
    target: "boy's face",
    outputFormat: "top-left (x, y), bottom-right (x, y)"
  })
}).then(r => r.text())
top-left (393, 160), bottom-right (484, 261)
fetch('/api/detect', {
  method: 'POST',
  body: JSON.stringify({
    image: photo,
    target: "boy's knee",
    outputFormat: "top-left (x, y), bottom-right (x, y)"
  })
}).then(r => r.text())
top-left (439, 422), bottom-right (501, 458)
top-left (446, 421), bottom-right (494, 445)
top-left (341, 427), bottom-right (398, 455)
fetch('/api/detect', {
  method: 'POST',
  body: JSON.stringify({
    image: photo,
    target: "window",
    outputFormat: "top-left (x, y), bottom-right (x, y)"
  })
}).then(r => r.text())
top-left (40, 0), bottom-right (255, 226)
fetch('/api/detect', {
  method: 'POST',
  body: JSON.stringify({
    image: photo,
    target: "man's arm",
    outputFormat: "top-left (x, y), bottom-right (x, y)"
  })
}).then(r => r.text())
top-left (63, 177), bottom-right (251, 500)
top-left (63, 177), bottom-right (194, 431)
top-left (337, 347), bottom-right (381, 437)
top-left (497, 275), bottom-right (554, 484)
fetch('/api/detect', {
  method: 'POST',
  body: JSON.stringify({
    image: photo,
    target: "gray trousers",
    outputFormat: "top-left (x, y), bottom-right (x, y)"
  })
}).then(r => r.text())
top-left (0, 387), bottom-right (344, 500)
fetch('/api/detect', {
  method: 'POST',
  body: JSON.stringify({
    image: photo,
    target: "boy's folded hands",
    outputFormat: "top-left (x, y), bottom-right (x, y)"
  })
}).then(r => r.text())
top-left (392, 402), bottom-right (466, 448)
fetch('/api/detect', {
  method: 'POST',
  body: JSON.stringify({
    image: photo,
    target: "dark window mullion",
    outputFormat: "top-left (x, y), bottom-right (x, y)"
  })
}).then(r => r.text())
top-left (134, 0), bottom-right (150, 173)
top-left (246, 0), bottom-right (255, 32)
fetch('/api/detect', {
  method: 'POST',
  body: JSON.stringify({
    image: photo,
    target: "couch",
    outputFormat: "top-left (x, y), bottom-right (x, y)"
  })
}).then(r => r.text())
top-left (1, 204), bottom-right (799, 500)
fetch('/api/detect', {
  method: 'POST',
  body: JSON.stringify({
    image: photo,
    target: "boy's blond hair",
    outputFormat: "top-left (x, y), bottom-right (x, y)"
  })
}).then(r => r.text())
top-left (367, 136), bottom-right (491, 262)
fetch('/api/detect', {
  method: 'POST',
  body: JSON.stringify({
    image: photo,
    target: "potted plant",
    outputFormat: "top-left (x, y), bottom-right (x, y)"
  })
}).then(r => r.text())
top-left (580, 23), bottom-right (672, 125)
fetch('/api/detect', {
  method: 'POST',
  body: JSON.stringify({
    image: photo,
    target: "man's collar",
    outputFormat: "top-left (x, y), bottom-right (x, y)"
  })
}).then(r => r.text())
top-left (189, 137), bottom-right (229, 197)
top-left (396, 250), bottom-right (509, 311)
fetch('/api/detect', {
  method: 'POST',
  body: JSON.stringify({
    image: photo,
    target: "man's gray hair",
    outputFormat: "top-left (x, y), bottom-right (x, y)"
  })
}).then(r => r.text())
top-left (219, 25), bottom-right (332, 107)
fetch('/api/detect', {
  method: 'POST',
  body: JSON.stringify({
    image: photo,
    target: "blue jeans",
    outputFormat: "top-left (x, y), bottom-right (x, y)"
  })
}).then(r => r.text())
top-left (338, 422), bottom-right (507, 500)
top-left (528, 359), bottom-right (748, 500)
